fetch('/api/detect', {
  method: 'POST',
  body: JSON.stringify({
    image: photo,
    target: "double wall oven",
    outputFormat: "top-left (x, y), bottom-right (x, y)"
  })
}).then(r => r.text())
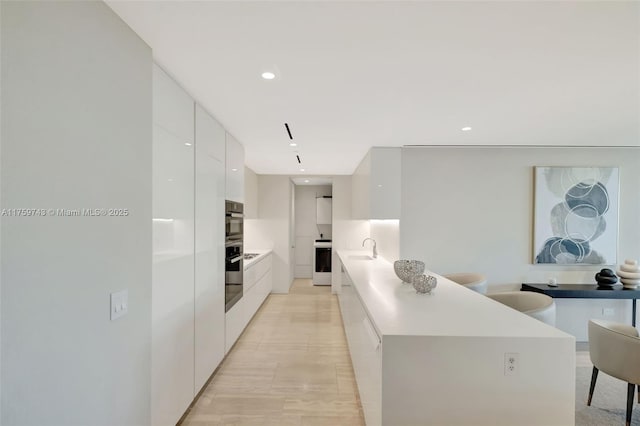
top-left (225, 200), bottom-right (243, 312)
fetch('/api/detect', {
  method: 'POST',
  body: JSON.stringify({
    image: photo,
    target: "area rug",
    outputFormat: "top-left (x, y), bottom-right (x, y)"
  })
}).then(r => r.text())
top-left (576, 366), bottom-right (640, 425)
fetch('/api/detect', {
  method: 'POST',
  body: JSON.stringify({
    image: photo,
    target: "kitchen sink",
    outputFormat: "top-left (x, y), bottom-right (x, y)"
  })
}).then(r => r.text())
top-left (244, 253), bottom-right (260, 259)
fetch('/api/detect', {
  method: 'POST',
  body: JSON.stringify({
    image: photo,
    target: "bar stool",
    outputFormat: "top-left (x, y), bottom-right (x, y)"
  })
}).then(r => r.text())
top-left (487, 291), bottom-right (556, 326)
top-left (444, 273), bottom-right (488, 294)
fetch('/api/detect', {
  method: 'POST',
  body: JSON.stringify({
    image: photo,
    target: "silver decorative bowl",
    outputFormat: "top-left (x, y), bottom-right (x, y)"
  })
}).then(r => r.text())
top-left (411, 274), bottom-right (437, 294)
top-left (393, 260), bottom-right (425, 283)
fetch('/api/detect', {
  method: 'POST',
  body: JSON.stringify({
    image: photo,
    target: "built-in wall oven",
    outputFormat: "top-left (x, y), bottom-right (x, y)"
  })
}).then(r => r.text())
top-left (225, 200), bottom-right (243, 312)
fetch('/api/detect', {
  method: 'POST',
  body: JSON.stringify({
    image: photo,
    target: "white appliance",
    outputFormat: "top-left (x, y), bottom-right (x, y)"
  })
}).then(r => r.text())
top-left (313, 240), bottom-right (332, 285)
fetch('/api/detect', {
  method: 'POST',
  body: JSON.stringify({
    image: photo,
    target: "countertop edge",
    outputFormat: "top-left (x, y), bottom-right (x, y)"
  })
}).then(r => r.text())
top-left (244, 249), bottom-right (273, 270)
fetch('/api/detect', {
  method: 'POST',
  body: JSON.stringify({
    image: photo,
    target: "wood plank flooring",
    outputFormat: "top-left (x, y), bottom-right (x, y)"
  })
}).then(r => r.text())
top-left (181, 279), bottom-right (365, 426)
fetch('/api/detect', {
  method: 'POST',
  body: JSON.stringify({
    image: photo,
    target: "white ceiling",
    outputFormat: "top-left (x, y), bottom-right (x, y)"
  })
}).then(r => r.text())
top-left (291, 176), bottom-right (333, 186)
top-left (107, 1), bottom-right (640, 175)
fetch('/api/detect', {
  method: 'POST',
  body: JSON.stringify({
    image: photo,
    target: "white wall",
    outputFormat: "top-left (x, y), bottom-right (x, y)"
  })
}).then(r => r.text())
top-left (370, 220), bottom-right (399, 262)
top-left (244, 166), bottom-right (258, 219)
top-left (331, 176), bottom-right (370, 293)
top-left (1, 2), bottom-right (151, 424)
top-left (401, 146), bottom-right (640, 340)
top-left (294, 185), bottom-right (332, 278)
top-left (255, 175), bottom-right (293, 293)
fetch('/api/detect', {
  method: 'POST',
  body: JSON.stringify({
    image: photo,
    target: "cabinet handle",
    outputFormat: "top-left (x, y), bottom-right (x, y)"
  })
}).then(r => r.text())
top-left (362, 317), bottom-right (381, 350)
top-left (229, 256), bottom-right (243, 263)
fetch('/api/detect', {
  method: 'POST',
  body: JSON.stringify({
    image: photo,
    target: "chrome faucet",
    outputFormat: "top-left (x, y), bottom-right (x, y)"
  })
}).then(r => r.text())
top-left (362, 238), bottom-right (378, 259)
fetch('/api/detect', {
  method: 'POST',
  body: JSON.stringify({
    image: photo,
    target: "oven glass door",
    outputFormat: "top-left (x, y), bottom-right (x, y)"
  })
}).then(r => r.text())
top-left (225, 241), bottom-right (243, 312)
top-left (226, 214), bottom-right (243, 241)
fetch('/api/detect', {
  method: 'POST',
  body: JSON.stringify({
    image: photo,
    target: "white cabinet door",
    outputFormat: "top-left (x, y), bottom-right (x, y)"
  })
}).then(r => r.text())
top-left (316, 198), bottom-right (332, 224)
top-left (369, 148), bottom-right (401, 219)
top-left (351, 147), bottom-right (401, 219)
top-left (152, 64), bottom-right (195, 426)
top-left (225, 296), bottom-right (246, 354)
top-left (194, 104), bottom-right (226, 395)
top-left (225, 133), bottom-right (245, 203)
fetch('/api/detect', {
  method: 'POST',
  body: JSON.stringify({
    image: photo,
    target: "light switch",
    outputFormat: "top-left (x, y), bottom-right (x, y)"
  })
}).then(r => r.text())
top-left (110, 290), bottom-right (128, 320)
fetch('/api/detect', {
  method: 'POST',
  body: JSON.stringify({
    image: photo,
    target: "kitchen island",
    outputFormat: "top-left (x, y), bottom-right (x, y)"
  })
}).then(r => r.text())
top-left (337, 250), bottom-right (575, 426)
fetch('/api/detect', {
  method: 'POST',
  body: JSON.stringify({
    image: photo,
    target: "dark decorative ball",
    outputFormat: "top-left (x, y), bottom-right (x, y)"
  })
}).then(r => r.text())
top-left (599, 268), bottom-right (616, 278)
top-left (595, 269), bottom-right (618, 287)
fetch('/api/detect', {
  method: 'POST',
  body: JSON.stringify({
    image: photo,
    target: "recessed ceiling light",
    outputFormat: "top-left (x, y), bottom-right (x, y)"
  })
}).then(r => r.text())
top-left (299, 168), bottom-right (305, 172)
top-left (377, 184), bottom-right (383, 188)
top-left (461, 126), bottom-right (472, 132)
top-left (231, 168), bottom-right (238, 172)
top-left (289, 142), bottom-right (297, 147)
top-left (261, 71), bottom-right (275, 80)
top-left (304, 179), bottom-right (310, 183)
top-left (185, 142), bottom-right (192, 146)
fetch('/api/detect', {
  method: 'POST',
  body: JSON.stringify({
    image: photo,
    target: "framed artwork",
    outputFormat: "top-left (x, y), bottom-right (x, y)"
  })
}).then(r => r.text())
top-left (533, 167), bottom-right (619, 265)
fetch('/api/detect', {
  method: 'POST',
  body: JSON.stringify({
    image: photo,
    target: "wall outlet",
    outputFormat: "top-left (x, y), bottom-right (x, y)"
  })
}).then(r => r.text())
top-left (110, 289), bottom-right (128, 321)
top-left (602, 308), bottom-right (615, 317)
top-left (504, 352), bottom-right (519, 376)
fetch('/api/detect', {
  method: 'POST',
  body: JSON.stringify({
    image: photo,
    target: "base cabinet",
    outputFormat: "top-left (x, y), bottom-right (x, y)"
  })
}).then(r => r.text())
top-left (225, 253), bottom-right (272, 353)
top-left (225, 296), bottom-right (246, 354)
top-left (338, 266), bottom-right (382, 426)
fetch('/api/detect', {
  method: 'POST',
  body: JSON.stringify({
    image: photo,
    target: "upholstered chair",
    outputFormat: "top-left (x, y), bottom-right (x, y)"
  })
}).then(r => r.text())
top-left (486, 291), bottom-right (556, 326)
top-left (588, 319), bottom-right (640, 426)
top-left (444, 273), bottom-right (488, 294)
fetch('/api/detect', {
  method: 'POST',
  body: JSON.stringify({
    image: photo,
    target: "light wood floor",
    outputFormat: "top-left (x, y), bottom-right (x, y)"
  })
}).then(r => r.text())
top-left (181, 279), bottom-right (365, 426)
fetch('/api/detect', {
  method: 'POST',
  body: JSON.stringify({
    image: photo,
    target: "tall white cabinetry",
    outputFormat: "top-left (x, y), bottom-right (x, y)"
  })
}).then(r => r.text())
top-left (225, 133), bottom-right (245, 203)
top-left (152, 65), bottom-right (195, 426)
top-left (352, 147), bottom-right (401, 219)
top-left (194, 105), bottom-right (226, 394)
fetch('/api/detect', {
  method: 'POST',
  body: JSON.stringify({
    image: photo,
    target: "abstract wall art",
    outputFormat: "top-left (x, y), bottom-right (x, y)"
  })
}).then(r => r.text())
top-left (534, 167), bottom-right (619, 265)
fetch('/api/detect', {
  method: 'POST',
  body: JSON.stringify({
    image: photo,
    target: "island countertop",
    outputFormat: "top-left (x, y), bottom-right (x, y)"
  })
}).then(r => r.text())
top-left (337, 249), bottom-right (573, 339)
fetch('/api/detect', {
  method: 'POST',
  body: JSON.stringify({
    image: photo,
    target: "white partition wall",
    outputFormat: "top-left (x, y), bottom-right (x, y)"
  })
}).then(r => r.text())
top-left (152, 65), bottom-right (195, 426)
top-left (1, 2), bottom-right (152, 424)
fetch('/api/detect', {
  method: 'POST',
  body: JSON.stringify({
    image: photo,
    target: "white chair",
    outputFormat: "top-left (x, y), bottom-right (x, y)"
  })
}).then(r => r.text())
top-left (444, 272), bottom-right (488, 294)
top-left (588, 319), bottom-right (640, 426)
top-left (486, 291), bottom-right (556, 326)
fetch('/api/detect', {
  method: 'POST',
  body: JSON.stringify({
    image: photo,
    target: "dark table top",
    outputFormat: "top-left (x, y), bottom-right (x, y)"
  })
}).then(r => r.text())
top-left (522, 283), bottom-right (640, 299)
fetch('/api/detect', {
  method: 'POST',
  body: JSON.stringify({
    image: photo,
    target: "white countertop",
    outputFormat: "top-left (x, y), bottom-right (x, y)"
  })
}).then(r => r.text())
top-left (243, 249), bottom-right (272, 270)
top-left (338, 250), bottom-right (573, 339)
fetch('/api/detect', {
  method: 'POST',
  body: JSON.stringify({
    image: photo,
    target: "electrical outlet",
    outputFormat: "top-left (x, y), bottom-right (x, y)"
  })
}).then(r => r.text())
top-left (110, 289), bottom-right (128, 321)
top-left (504, 352), bottom-right (519, 376)
top-left (603, 308), bottom-right (615, 317)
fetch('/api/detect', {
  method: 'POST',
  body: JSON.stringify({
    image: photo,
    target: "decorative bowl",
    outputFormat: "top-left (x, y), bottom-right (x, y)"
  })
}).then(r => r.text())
top-left (411, 274), bottom-right (437, 294)
top-left (393, 260), bottom-right (425, 283)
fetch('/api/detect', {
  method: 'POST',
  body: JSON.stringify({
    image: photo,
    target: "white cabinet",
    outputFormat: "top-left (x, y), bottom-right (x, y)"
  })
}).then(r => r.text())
top-left (225, 295), bottom-right (246, 354)
top-left (152, 64), bottom-right (195, 426)
top-left (225, 132), bottom-right (245, 203)
top-left (194, 104), bottom-right (226, 395)
top-left (352, 147), bottom-right (401, 219)
top-left (243, 254), bottom-right (272, 328)
top-left (316, 197), bottom-right (332, 224)
top-left (338, 264), bottom-right (382, 426)
top-left (225, 253), bottom-right (272, 353)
